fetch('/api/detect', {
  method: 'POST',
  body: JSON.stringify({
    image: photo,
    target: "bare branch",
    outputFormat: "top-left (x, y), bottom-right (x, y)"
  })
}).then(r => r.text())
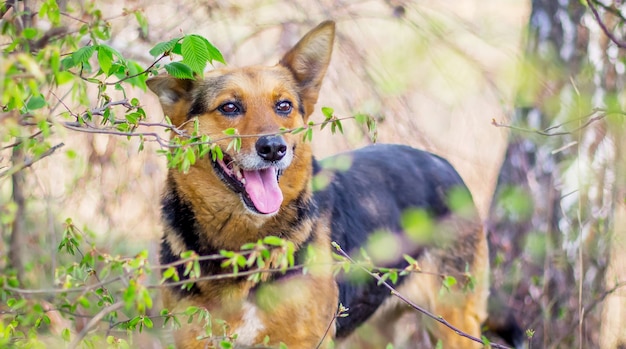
top-left (68, 301), bottom-right (124, 349)
top-left (491, 109), bottom-right (612, 136)
top-left (333, 243), bottom-right (513, 349)
top-left (3, 275), bottom-right (125, 296)
top-left (587, 0), bottom-right (626, 49)
top-left (553, 280), bottom-right (626, 345)
top-left (315, 305), bottom-right (346, 349)
top-left (0, 143), bottom-right (65, 177)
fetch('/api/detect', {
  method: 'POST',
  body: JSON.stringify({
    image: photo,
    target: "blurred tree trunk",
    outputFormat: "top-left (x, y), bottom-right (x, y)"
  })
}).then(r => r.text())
top-left (8, 146), bottom-right (26, 282)
top-left (594, 4), bottom-right (626, 347)
top-left (488, 0), bottom-right (624, 348)
top-left (601, 185), bottom-right (626, 348)
top-left (600, 45), bottom-right (626, 347)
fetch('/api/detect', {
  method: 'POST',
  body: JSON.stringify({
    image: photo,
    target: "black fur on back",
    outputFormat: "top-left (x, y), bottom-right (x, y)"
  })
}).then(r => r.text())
top-left (312, 144), bottom-right (472, 338)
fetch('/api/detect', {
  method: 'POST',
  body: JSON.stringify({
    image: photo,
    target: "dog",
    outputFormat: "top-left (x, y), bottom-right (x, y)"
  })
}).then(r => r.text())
top-left (148, 21), bottom-right (490, 349)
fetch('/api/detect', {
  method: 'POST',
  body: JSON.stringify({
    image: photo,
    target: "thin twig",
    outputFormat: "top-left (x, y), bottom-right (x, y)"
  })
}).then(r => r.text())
top-left (0, 143), bottom-right (65, 177)
top-left (68, 301), bottom-right (124, 349)
top-left (491, 109), bottom-right (609, 136)
top-left (315, 305), bottom-right (345, 349)
top-left (3, 275), bottom-right (125, 296)
top-left (104, 54), bottom-right (166, 85)
top-left (3, 249), bottom-right (446, 298)
top-left (59, 113), bottom-right (364, 150)
top-left (1, 130), bottom-right (43, 150)
top-left (587, 0), bottom-right (626, 49)
top-left (61, 123), bottom-right (171, 147)
top-left (154, 265), bottom-right (308, 289)
top-left (332, 243), bottom-right (512, 349)
top-left (553, 280), bottom-right (626, 345)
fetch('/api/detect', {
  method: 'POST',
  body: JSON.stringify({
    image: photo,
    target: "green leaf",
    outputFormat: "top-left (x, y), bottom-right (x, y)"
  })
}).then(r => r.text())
top-left (172, 42), bottom-right (183, 55)
top-left (184, 306), bottom-right (199, 316)
top-left (134, 11), bottom-right (149, 38)
top-left (26, 95), bottom-right (46, 110)
top-left (22, 27), bottom-right (38, 40)
top-left (211, 144), bottom-right (223, 161)
top-left (125, 60), bottom-right (149, 90)
top-left (205, 38), bottom-right (225, 65)
top-left (143, 316), bottom-right (153, 329)
top-left (40, 0), bottom-right (60, 25)
top-left (62, 328), bottom-right (71, 342)
top-left (165, 62), bottom-right (195, 80)
top-left (442, 275), bottom-right (457, 292)
top-left (304, 127), bottom-right (313, 142)
top-left (98, 45), bottom-right (113, 76)
top-left (149, 37), bottom-right (182, 57)
top-left (72, 45), bottom-right (96, 65)
top-left (403, 254), bottom-right (417, 265)
top-left (329, 118), bottom-right (344, 134)
top-left (128, 316), bottom-right (141, 328)
top-left (126, 111), bottom-right (144, 125)
top-left (481, 335), bottom-right (492, 348)
top-left (60, 56), bottom-right (77, 69)
top-left (291, 126), bottom-right (305, 134)
top-left (55, 71), bottom-right (74, 85)
top-left (222, 128), bottom-right (237, 136)
top-left (181, 34), bottom-right (211, 74)
top-left (321, 106), bottom-right (334, 120)
top-left (263, 236), bottom-right (284, 246)
top-left (185, 148), bottom-right (196, 166)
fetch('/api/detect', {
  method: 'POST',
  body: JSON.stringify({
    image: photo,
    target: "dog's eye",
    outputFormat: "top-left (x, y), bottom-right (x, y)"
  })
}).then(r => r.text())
top-left (218, 102), bottom-right (241, 116)
top-left (275, 101), bottom-right (292, 115)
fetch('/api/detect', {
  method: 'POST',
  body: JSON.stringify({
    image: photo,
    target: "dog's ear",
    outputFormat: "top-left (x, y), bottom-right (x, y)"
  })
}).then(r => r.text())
top-left (280, 21), bottom-right (335, 120)
top-left (147, 76), bottom-right (196, 127)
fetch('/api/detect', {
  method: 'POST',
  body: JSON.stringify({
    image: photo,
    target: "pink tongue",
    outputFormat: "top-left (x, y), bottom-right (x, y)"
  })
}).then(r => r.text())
top-left (243, 167), bottom-right (283, 214)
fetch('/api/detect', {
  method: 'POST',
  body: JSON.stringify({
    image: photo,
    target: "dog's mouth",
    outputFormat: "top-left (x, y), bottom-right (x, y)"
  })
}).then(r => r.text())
top-left (212, 153), bottom-right (284, 215)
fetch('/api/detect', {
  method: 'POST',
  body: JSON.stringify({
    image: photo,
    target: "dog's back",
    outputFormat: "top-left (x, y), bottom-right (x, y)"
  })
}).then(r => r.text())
top-left (315, 144), bottom-right (489, 348)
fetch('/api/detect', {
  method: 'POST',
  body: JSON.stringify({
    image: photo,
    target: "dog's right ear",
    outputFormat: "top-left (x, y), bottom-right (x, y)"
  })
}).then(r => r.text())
top-left (146, 76), bottom-right (195, 127)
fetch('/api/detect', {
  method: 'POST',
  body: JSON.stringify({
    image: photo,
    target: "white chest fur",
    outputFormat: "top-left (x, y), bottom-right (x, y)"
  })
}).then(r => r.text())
top-left (233, 301), bottom-right (266, 345)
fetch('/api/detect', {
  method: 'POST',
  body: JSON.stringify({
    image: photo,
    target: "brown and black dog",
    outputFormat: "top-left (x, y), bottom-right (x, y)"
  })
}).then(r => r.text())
top-left (148, 21), bottom-right (491, 349)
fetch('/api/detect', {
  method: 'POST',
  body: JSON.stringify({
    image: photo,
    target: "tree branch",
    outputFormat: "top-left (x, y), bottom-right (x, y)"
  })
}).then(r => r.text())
top-left (68, 301), bottom-right (124, 349)
top-left (332, 243), bottom-right (513, 349)
top-left (587, 0), bottom-right (626, 49)
top-left (0, 143), bottom-right (65, 178)
top-left (491, 109), bottom-right (611, 136)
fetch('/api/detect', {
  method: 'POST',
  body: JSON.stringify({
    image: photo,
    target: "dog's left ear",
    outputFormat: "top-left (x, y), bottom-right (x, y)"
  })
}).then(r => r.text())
top-left (280, 21), bottom-right (335, 120)
top-left (147, 75), bottom-right (196, 127)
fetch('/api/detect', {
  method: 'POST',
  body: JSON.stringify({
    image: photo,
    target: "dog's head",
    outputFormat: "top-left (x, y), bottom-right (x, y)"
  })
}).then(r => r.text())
top-left (148, 21), bottom-right (335, 216)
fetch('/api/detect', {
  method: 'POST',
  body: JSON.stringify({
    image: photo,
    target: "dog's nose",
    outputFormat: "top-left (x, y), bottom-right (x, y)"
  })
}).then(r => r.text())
top-left (255, 136), bottom-right (287, 161)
